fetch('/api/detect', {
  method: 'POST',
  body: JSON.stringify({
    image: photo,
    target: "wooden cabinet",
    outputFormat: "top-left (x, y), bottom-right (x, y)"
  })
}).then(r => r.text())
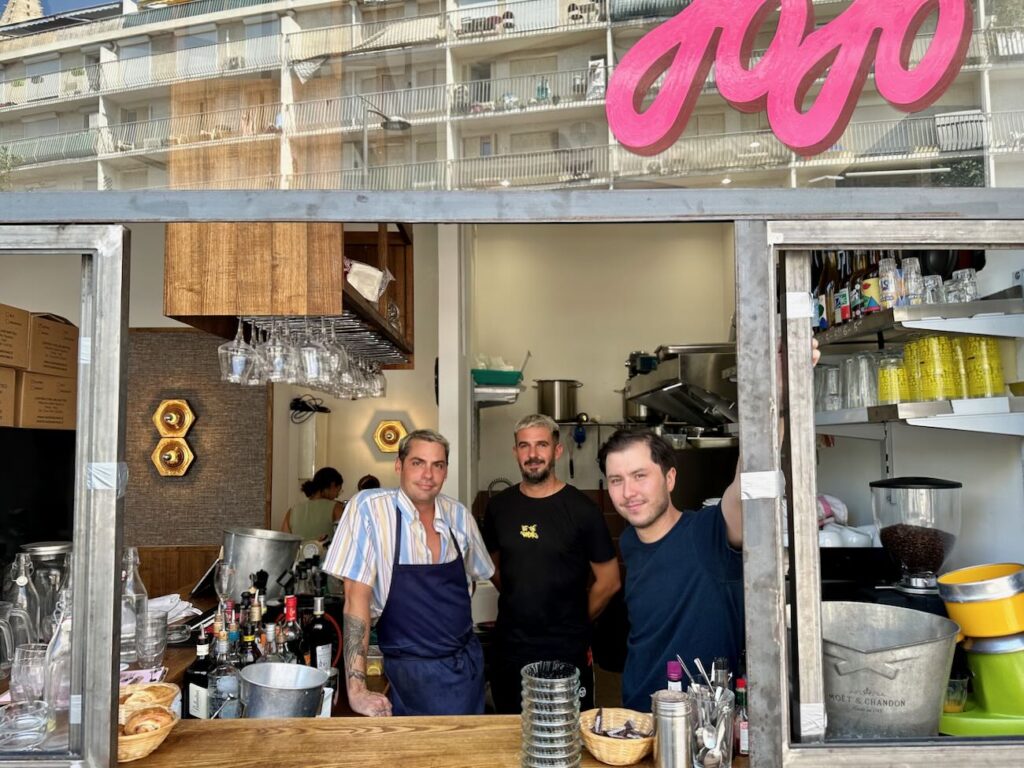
top-left (163, 222), bottom-right (414, 363)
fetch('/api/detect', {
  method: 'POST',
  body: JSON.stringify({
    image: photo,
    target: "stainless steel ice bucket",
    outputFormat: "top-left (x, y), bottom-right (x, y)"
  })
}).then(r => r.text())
top-left (239, 662), bottom-right (328, 718)
top-left (222, 528), bottom-right (301, 600)
top-left (821, 601), bottom-right (959, 739)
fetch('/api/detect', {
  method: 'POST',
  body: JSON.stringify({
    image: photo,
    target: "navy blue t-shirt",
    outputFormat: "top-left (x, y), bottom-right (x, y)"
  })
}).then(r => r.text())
top-left (619, 504), bottom-right (744, 711)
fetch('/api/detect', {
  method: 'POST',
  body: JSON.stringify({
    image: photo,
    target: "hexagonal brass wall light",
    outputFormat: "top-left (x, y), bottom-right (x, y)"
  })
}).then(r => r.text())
top-left (152, 399), bottom-right (196, 476)
top-left (373, 419), bottom-right (408, 453)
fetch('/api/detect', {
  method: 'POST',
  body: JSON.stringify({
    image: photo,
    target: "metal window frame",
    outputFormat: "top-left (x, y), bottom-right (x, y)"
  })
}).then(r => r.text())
top-left (0, 226), bottom-right (129, 768)
top-left (3, 193), bottom-right (1024, 768)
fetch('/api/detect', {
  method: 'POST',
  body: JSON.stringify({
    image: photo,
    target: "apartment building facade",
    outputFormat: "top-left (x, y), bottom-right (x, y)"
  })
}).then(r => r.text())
top-left (0, 0), bottom-right (1020, 192)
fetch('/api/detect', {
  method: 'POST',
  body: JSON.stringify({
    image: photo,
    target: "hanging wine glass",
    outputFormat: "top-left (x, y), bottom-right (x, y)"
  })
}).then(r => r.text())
top-left (261, 319), bottom-right (298, 384)
top-left (297, 318), bottom-right (330, 389)
top-left (243, 323), bottom-right (267, 386)
top-left (371, 362), bottom-right (387, 398)
top-left (217, 318), bottom-right (256, 384)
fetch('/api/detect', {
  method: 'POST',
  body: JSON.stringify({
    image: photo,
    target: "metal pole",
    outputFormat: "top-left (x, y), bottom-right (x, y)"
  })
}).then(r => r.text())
top-left (362, 108), bottom-right (369, 188)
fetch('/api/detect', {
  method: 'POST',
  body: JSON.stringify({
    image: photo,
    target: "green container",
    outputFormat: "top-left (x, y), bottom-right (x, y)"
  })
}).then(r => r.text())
top-left (471, 369), bottom-right (522, 386)
top-left (964, 633), bottom-right (1024, 716)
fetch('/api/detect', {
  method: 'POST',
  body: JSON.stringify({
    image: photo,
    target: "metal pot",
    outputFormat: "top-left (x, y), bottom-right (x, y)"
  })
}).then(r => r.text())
top-left (239, 662), bottom-right (328, 718)
top-left (222, 528), bottom-right (301, 600)
top-left (535, 380), bottom-right (582, 422)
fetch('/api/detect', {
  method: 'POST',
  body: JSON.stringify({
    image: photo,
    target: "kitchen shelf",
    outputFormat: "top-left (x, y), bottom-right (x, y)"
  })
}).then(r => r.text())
top-left (814, 298), bottom-right (1024, 346)
top-left (473, 385), bottom-right (524, 408)
top-left (815, 396), bottom-right (1024, 437)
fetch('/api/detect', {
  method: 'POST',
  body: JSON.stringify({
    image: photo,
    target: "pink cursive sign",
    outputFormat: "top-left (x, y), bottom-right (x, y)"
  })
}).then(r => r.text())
top-left (606, 0), bottom-right (973, 156)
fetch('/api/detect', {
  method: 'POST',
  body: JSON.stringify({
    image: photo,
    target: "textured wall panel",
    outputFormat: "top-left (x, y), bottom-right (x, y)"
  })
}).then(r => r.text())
top-left (125, 330), bottom-right (267, 546)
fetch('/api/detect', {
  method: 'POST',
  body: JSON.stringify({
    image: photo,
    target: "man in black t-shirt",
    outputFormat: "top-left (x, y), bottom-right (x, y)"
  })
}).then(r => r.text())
top-left (482, 414), bottom-right (621, 714)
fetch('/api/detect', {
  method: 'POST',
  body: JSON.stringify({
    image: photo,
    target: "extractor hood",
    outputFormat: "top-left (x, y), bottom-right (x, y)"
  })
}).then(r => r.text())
top-left (623, 344), bottom-right (737, 428)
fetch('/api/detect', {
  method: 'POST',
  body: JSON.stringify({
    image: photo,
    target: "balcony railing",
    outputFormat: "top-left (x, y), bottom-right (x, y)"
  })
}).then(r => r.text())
top-left (290, 160), bottom-right (445, 190)
top-left (448, 0), bottom-right (605, 43)
top-left (286, 14), bottom-right (445, 61)
top-left (164, 173), bottom-right (283, 190)
top-left (450, 67), bottom-right (606, 116)
top-left (616, 128), bottom-right (790, 178)
top-left (452, 144), bottom-right (611, 188)
top-left (0, 35), bottom-right (280, 113)
top-left (290, 85), bottom-right (449, 134)
top-left (0, 0), bottom-right (280, 57)
top-left (2, 102), bottom-right (281, 169)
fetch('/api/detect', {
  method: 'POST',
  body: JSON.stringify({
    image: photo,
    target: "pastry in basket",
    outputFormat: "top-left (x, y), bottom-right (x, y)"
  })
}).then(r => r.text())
top-left (123, 707), bottom-right (175, 735)
top-left (120, 690), bottom-right (158, 707)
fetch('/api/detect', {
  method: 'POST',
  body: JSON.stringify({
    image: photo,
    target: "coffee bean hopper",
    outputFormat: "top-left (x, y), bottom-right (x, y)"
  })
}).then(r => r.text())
top-left (870, 477), bottom-right (963, 595)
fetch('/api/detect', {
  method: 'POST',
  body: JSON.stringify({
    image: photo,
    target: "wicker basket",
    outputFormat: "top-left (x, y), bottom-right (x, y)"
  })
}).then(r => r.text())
top-left (579, 708), bottom-right (655, 766)
top-left (117, 705), bottom-right (179, 763)
top-left (118, 683), bottom-right (180, 724)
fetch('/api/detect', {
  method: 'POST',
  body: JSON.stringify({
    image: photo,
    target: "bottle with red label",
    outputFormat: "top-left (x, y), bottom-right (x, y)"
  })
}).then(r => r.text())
top-left (281, 595), bottom-right (304, 660)
top-left (734, 677), bottom-right (749, 756)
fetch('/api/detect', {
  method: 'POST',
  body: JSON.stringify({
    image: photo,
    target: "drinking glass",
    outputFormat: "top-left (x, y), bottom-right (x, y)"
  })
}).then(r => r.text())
top-left (688, 684), bottom-right (734, 768)
top-left (902, 257), bottom-right (923, 305)
top-left (9, 644), bottom-right (47, 702)
top-left (297, 319), bottom-right (330, 388)
top-left (217, 318), bottom-right (256, 384)
top-left (923, 274), bottom-right (944, 304)
top-left (135, 609), bottom-right (168, 669)
top-left (953, 268), bottom-right (979, 302)
top-left (943, 279), bottom-right (964, 304)
top-left (944, 677), bottom-right (969, 713)
top-left (0, 701), bottom-right (50, 752)
top-left (260, 320), bottom-right (298, 384)
top-left (214, 561), bottom-right (236, 608)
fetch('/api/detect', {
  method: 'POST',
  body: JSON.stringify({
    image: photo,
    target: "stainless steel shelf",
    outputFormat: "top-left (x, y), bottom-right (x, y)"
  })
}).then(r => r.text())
top-left (814, 298), bottom-right (1024, 346)
top-left (815, 396), bottom-right (1024, 436)
top-left (474, 385), bottom-right (523, 408)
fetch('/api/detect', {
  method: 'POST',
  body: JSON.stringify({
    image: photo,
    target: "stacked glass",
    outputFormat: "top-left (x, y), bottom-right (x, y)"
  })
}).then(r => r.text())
top-left (520, 661), bottom-right (583, 768)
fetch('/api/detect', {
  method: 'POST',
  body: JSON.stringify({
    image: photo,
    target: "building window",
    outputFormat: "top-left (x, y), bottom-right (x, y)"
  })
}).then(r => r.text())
top-left (510, 130), bottom-right (559, 153)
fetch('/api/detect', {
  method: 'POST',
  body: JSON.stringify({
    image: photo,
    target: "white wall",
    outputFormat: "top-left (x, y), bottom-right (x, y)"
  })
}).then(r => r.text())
top-left (816, 425), bottom-right (1024, 572)
top-left (471, 222), bottom-right (735, 490)
top-left (0, 224), bottom-right (184, 328)
top-left (270, 224), bottom-right (441, 527)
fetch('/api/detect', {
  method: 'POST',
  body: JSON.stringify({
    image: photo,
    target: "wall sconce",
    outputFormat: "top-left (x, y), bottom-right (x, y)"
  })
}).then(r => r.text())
top-left (152, 399), bottom-right (196, 476)
top-left (373, 419), bottom-right (408, 453)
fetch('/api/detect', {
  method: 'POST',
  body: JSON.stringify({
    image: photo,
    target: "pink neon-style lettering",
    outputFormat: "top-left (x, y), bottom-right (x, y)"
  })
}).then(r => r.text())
top-left (606, 0), bottom-right (972, 157)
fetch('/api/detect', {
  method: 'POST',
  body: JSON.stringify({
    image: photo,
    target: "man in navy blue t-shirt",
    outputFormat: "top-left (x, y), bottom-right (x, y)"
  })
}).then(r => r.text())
top-left (598, 430), bottom-right (744, 712)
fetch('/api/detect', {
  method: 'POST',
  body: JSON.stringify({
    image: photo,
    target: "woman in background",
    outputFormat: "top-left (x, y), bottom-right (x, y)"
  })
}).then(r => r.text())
top-left (282, 467), bottom-right (345, 540)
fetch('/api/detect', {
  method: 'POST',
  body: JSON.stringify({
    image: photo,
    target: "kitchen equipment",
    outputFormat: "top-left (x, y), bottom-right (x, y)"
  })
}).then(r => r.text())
top-left (19, 542), bottom-right (71, 643)
top-left (870, 477), bottom-right (962, 594)
top-left (940, 632), bottom-right (1024, 736)
top-left (222, 528), bottom-right (302, 600)
top-left (937, 563), bottom-right (1024, 638)
top-left (623, 345), bottom-right (736, 428)
top-left (626, 351), bottom-right (659, 379)
top-left (238, 662), bottom-right (328, 718)
top-left (649, 691), bottom-right (692, 768)
top-left (821, 601), bottom-right (959, 739)
top-left (616, 388), bottom-right (649, 423)
top-left (535, 380), bottom-right (582, 423)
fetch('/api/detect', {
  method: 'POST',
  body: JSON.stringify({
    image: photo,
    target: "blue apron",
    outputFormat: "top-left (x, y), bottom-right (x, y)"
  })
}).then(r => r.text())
top-left (375, 505), bottom-right (485, 716)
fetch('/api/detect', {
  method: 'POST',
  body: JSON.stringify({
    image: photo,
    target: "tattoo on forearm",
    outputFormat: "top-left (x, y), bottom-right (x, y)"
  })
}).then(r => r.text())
top-left (343, 613), bottom-right (369, 685)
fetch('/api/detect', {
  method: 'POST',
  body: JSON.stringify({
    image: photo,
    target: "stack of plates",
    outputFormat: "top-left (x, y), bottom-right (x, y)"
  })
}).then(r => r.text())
top-left (520, 661), bottom-right (583, 768)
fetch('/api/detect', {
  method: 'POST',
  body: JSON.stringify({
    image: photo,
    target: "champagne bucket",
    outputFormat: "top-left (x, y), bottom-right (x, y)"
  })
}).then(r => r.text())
top-left (222, 528), bottom-right (301, 599)
top-left (239, 662), bottom-right (328, 718)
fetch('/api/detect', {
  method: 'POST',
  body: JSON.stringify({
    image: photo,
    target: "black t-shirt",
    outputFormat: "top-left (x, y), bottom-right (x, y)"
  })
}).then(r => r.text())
top-left (482, 484), bottom-right (616, 660)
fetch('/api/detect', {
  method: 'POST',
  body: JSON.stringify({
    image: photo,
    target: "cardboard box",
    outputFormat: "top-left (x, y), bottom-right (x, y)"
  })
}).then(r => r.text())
top-left (0, 303), bottom-right (31, 370)
top-left (0, 366), bottom-right (15, 427)
top-left (15, 371), bottom-right (77, 430)
top-left (28, 314), bottom-right (79, 379)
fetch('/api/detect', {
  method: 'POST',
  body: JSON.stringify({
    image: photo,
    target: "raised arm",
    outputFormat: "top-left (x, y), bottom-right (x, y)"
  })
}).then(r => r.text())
top-left (342, 579), bottom-right (392, 717)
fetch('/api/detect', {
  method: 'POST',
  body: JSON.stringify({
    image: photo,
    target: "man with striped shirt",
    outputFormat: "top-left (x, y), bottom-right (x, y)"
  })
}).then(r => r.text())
top-left (323, 429), bottom-right (494, 716)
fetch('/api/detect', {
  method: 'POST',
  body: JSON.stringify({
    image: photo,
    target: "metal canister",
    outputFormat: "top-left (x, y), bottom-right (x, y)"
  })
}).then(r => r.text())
top-left (651, 690), bottom-right (692, 768)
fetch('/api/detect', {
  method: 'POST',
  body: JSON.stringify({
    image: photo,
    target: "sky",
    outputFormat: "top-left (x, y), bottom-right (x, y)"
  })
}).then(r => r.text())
top-left (0, 0), bottom-right (113, 18)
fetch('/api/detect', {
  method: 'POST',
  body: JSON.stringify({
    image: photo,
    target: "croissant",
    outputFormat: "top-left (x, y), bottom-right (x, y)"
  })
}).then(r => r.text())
top-left (123, 707), bottom-right (174, 735)
top-left (123, 690), bottom-right (159, 708)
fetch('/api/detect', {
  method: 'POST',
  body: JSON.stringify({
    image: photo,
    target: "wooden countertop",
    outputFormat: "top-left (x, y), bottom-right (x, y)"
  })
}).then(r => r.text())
top-left (131, 717), bottom-right (751, 768)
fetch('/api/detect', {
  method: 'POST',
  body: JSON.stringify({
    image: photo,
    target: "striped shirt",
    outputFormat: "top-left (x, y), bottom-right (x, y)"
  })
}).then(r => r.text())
top-left (323, 487), bottom-right (495, 619)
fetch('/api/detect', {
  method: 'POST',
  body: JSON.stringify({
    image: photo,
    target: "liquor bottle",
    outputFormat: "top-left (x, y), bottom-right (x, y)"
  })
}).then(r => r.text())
top-left (813, 250), bottom-right (832, 332)
top-left (257, 621), bottom-right (287, 663)
top-left (734, 677), bottom-right (750, 756)
top-left (666, 660), bottom-right (684, 693)
top-left (824, 250), bottom-right (840, 330)
top-left (44, 555), bottom-right (74, 728)
top-left (238, 631), bottom-right (261, 669)
top-left (277, 625), bottom-right (298, 664)
top-left (120, 547), bottom-right (148, 664)
top-left (847, 250), bottom-right (869, 319)
top-left (303, 596), bottom-right (334, 671)
top-left (712, 656), bottom-right (731, 690)
top-left (208, 631), bottom-right (242, 718)
top-left (183, 640), bottom-right (212, 719)
top-left (832, 250), bottom-right (851, 326)
top-left (281, 595), bottom-right (304, 660)
top-left (861, 250), bottom-right (883, 314)
top-left (246, 599), bottom-right (263, 652)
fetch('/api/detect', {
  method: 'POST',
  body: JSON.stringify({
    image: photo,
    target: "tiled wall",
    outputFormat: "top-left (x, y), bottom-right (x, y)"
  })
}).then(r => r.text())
top-left (124, 329), bottom-right (268, 546)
